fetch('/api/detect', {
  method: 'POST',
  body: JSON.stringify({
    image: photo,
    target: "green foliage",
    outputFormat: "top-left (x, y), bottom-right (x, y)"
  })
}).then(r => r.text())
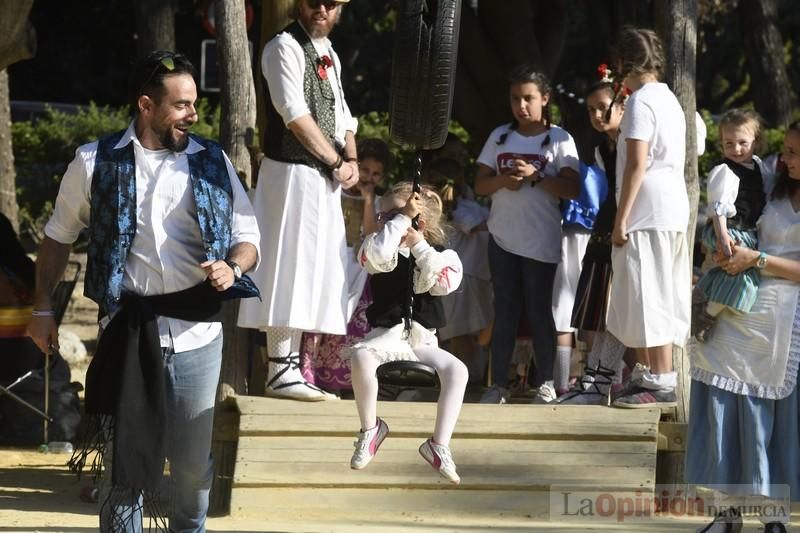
top-left (12, 99), bottom-right (221, 235)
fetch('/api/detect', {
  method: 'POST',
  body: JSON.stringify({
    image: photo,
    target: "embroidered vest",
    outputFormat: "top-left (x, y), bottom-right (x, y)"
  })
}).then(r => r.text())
top-left (263, 21), bottom-right (337, 176)
top-left (85, 130), bottom-right (236, 316)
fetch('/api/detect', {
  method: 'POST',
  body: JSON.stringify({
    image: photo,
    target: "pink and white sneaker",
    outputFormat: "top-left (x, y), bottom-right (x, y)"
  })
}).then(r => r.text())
top-left (350, 418), bottom-right (389, 470)
top-left (418, 437), bottom-right (460, 484)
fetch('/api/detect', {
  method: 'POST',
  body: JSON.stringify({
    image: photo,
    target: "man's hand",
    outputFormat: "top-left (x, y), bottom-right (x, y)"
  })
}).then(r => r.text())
top-left (27, 315), bottom-right (59, 354)
top-left (200, 260), bottom-right (236, 291)
top-left (334, 160), bottom-right (359, 190)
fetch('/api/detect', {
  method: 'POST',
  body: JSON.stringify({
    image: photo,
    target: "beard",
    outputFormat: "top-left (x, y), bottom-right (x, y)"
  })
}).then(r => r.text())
top-left (159, 125), bottom-right (191, 152)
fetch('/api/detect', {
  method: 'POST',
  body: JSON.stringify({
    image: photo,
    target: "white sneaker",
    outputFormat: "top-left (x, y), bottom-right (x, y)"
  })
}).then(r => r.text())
top-left (350, 418), bottom-right (390, 470)
top-left (418, 438), bottom-right (460, 484)
top-left (532, 381), bottom-right (557, 404)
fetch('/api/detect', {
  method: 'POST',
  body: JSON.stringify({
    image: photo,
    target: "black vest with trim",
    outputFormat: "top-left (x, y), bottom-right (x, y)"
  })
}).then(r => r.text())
top-left (366, 253), bottom-right (446, 330)
top-left (262, 21), bottom-right (337, 176)
top-left (723, 158), bottom-right (765, 229)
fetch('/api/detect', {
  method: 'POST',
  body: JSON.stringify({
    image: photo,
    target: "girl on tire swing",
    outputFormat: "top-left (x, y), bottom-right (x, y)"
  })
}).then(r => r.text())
top-left (346, 182), bottom-right (468, 484)
top-left (475, 64), bottom-right (581, 405)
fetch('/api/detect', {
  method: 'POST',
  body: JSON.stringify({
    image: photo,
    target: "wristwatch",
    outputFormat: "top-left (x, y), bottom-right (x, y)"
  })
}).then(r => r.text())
top-left (226, 260), bottom-right (242, 280)
top-left (756, 251), bottom-right (768, 269)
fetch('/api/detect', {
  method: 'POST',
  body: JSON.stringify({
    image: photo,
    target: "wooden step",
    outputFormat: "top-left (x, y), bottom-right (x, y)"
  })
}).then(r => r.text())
top-left (229, 396), bottom-right (661, 523)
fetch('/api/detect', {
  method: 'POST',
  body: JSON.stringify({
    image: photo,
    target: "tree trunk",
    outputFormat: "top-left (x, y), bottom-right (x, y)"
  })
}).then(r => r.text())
top-left (0, 0), bottom-right (35, 71)
top-left (738, 0), bottom-right (795, 128)
top-left (216, 0), bottom-right (257, 188)
top-left (256, 0), bottom-right (293, 176)
top-left (133, 0), bottom-right (176, 57)
top-left (0, 70), bottom-right (17, 231)
top-left (655, 0), bottom-right (698, 486)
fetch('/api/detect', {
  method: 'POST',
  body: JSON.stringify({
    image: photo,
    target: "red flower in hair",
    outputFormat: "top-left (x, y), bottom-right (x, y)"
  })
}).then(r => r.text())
top-left (317, 55), bottom-right (333, 80)
top-left (597, 63), bottom-right (613, 83)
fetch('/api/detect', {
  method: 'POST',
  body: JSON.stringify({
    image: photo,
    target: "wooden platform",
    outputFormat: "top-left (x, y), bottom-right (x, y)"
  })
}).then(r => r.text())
top-left (228, 396), bottom-right (662, 529)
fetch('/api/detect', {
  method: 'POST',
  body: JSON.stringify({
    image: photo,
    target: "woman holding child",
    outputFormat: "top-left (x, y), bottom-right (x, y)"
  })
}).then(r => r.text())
top-left (686, 121), bottom-right (800, 533)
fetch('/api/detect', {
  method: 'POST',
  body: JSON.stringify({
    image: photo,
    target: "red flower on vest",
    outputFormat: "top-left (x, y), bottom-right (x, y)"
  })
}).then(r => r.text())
top-left (317, 55), bottom-right (333, 80)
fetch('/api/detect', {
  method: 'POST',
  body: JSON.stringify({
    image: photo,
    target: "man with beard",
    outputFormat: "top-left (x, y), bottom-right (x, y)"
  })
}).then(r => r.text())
top-left (27, 51), bottom-right (260, 532)
top-left (239, 0), bottom-right (361, 400)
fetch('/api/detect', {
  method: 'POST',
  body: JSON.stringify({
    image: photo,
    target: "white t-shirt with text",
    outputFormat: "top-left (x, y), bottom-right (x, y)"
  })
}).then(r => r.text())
top-left (477, 125), bottom-right (580, 263)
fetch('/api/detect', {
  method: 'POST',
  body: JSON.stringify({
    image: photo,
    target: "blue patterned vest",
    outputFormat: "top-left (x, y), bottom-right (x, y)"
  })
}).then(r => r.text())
top-left (85, 129), bottom-right (239, 316)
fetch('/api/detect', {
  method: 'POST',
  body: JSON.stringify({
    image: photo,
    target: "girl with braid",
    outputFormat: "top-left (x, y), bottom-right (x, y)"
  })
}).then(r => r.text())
top-left (474, 64), bottom-right (580, 404)
top-left (607, 27), bottom-right (691, 408)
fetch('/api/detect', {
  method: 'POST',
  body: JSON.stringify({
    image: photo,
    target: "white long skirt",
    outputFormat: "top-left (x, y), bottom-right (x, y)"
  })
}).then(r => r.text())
top-left (552, 227), bottom-right (591, 332)
top-left (238, 158), bottom-right (360, 335)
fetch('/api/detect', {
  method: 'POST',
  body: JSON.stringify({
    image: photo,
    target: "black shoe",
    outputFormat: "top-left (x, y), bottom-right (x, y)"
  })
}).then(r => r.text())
top-left (697, 506), bottom-right (742, 533)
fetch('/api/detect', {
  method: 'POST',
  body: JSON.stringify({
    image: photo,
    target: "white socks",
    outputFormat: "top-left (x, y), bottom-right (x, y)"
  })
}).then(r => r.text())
top-left (263, 327), bottom-right (337, 401)
top-left (554, 346), bottom-right (572, 392)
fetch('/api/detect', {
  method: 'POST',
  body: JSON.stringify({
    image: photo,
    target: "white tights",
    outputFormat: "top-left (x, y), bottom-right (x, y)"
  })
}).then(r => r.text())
top-left (350, 345), bottom-right (468, 446)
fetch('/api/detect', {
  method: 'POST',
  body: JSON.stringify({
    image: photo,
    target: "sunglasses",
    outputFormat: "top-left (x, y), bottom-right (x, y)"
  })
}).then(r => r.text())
top-left (307, 0), bottom-right (341, 9)
top-left (142, 53), bottom-right (177, 91)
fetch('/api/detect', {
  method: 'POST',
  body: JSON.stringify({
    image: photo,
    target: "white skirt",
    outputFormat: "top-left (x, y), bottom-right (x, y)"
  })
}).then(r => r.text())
top-left (346, 322), bottom-right (439, 364)
top-left (238, 158), bottom-right (359, 335)
top-left (606, 230), bottom-right (691, 348)
top-left (552, 227), bottom-right (591, 332)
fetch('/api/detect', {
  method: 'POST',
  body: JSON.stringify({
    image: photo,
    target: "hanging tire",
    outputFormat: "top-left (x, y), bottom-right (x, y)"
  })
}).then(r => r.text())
top-left (389, 0), bottom-right (462, 150)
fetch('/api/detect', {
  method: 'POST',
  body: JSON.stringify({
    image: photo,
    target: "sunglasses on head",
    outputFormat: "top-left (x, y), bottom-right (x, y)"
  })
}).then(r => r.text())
top-left (307, 0), bottom-right (340, 9)
top-left (142, 53), bottom-right (177, 92)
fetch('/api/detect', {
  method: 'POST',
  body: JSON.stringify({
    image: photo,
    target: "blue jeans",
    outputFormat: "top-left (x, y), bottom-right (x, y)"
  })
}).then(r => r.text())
top-left (488, 236), bottom-right (557, 387)
top-left (100, 333), bottom-right (223, 533)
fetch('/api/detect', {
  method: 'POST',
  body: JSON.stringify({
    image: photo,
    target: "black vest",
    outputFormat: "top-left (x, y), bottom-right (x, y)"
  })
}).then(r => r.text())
top-left (366, 254), bottom-right (446, 330)
top-left (723, 158), bottom-right (765, 229)
top-left (262, 21), bottom-right (338, 176)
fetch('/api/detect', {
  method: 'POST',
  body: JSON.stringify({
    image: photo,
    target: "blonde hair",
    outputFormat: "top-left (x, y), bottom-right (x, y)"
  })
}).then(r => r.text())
top-left (719, 108), bottom-right (765, 154)
top-left (387, 181), bottom-right (448, 247)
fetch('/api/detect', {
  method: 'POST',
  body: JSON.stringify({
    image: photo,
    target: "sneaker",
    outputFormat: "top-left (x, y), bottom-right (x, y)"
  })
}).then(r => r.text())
top-left (350, 418), bottom-right (389, 470)
top-left (612, 386), bottom-right (677, 409)
top-left (479, 385), bottom-right (509, 404)
top-left (418, 438), bottom-right (460, 484)
top-left (531, 381), bottom-right (557, 404)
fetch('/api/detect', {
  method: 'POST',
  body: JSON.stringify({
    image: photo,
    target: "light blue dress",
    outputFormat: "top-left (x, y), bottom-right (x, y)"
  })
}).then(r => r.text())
top-left (686, 197), bottom-right (800, 500)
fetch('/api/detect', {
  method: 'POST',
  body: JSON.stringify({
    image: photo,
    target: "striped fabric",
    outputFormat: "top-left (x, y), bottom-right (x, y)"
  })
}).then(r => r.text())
top-left (0, 305), bottom-right (32, 338)
top-left (697, 224), bottom-right (760, 313)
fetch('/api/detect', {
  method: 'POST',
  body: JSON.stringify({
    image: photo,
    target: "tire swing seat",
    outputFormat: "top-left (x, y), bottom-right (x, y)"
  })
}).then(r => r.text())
top-left (375, 0), bottom-right (462, 390)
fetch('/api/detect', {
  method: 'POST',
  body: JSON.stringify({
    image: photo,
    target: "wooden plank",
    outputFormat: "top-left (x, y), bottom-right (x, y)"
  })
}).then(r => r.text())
top-left (233, 462), bottom-right (655, 489)
top-left (657, 422), bottom-right (688, 451)
top-left (234, 439), bottom-right (655, 467)
top-left (236, 435), bottom-right (656, 455)
top-left (235, 396), bottom-right (661, 425)
top-left (238, 414), bottom-right (657, 439)
top-left (230, 487), bottom-right (658, 521)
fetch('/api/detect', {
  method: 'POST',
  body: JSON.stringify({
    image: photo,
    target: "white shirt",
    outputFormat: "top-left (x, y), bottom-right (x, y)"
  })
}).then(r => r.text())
top-left (262, 25), bottom-right (358, 145)
top-left (477, 125), bottom-right (580, 263)
top-left (616, 82), bottom-right (689, 232)
top-left (45, 123), bottom-right (261, 353)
